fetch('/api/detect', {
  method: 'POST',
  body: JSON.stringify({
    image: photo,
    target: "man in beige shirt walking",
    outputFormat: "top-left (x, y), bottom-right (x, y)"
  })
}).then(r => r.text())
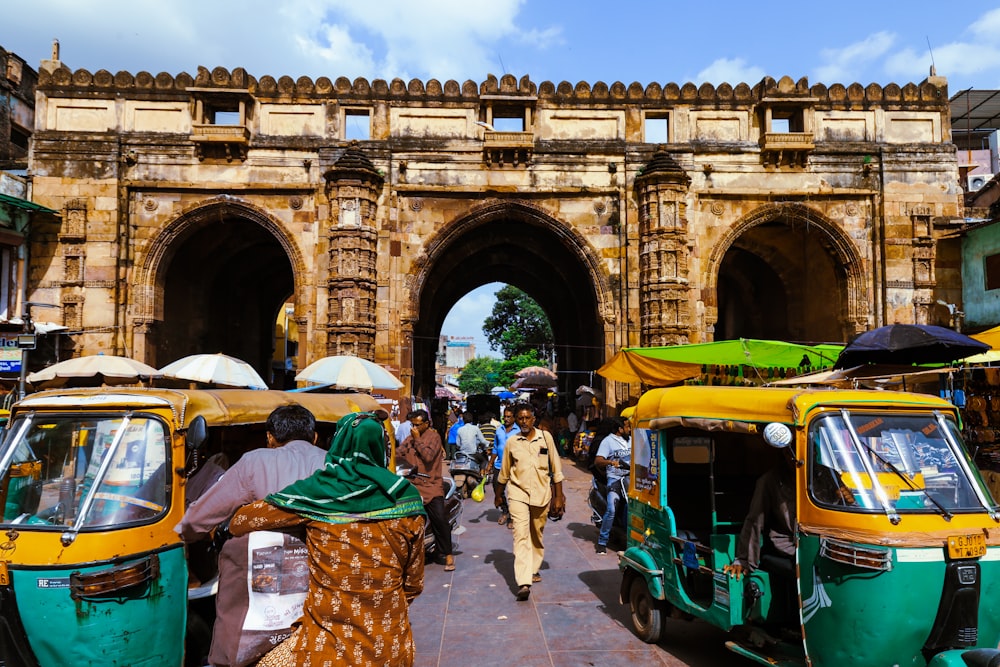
top-left (495, 402), bottom-right (566, 601)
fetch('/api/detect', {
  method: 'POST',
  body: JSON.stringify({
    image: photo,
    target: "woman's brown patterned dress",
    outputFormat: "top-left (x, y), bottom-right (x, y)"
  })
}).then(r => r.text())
top-left (230, 500), bottom-right (425, 667)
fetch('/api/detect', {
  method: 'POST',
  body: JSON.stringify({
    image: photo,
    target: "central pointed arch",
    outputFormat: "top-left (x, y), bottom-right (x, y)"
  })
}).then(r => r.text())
top-left (408, 199), bottom-right (616, 399)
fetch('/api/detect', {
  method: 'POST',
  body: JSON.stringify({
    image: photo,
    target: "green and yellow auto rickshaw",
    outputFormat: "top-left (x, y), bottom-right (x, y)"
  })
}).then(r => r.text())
top-left (0, 387), bottom-right (383, 667)
top-left (620, 385), bottom-right (1000, 667)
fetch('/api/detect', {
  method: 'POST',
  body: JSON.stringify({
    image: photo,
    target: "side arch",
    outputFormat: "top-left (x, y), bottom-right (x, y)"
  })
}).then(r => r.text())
top-left (129, 196), bottom-right (309, 368)
top-left (704, 203), bottom-right (869, 341)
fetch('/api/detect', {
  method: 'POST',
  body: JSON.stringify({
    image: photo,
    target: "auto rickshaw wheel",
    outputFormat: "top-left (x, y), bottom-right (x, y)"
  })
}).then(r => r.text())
top-left (628, 577), bottom-right (663, 643)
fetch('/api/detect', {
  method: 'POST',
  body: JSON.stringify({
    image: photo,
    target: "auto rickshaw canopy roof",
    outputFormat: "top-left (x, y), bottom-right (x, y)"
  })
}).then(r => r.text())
top-left (634, 385), bottom-right (958, 432)
top-left (13, 387), bottom-right (382, 429)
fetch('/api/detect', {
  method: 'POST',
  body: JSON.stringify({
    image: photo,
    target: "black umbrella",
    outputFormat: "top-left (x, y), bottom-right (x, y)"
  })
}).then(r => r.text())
top-left (835, 324), bottom-right (990, 368)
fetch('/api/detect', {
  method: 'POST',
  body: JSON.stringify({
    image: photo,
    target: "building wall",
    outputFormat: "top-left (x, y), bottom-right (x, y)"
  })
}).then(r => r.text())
top-left (25, 63), bottom-right (966, 395)
top-left (963, 223), bottom-right (1000, 327)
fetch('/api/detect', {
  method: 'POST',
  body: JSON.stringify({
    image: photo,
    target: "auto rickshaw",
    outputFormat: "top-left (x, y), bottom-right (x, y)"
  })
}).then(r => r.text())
top-left (619, 385), bottom-right (1000, 667)
top-left (0, 387), bottom-right (385, 667)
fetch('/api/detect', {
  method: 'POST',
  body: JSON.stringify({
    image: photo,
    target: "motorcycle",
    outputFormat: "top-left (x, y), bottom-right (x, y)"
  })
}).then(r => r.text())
top-left (588, 473), bottom-right (629, 548)
top-left (396, 466), bottom-right (463, 556)
top-left (449, 450), bottom-right (488, 498)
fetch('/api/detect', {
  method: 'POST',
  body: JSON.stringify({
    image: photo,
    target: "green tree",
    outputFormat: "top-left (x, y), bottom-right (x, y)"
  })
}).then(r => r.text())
top-left (457, 357), bottom-right (501, 395)
top-left (482, 286), bottom-right (554, 360)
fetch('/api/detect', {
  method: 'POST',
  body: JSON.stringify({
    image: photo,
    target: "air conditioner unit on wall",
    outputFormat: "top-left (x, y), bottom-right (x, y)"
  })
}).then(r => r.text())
top-left (968, 173), bottom-right (996, 192)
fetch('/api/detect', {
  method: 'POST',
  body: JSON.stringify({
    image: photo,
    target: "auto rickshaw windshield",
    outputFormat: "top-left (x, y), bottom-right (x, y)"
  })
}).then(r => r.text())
top-left (0, 413), bottom-right (169, 530)
top-left (809, 410), bottom-right (996, 516)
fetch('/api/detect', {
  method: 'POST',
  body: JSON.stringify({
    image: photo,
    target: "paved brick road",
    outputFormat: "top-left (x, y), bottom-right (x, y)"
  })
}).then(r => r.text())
top-left (409, 457), bottom-right (751, 667)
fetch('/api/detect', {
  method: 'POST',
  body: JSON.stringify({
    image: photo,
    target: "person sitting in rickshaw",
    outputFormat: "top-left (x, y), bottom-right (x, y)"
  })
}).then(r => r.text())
top-left (724, 443), bottom-right (798, 628)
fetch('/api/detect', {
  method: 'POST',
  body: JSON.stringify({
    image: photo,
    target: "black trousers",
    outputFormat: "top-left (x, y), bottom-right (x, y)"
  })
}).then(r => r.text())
top-left (425, 496), bottom-right (452, 556)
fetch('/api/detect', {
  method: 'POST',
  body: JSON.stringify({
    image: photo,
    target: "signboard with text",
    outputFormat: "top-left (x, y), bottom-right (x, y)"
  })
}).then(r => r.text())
top-left (0, 337), bottom-right (22, 373)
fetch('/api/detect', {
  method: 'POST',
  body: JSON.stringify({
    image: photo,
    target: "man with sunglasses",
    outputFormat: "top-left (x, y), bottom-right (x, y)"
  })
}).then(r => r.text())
top-left (397, 409), bottom-right (455, 571)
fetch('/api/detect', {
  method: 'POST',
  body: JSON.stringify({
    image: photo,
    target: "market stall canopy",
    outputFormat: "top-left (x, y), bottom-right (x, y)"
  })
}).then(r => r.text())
top-left (972, 325), bottom-right (1000, 351)
top-left (295, 355), bottom-right (403, 391)
top-left (511, 365), bottom-right (558, 389)
top-left (27, 354), bottom-right (161, 388)
top-left (834, 324), bottom-right (989, 368)
top-left (597, 338), bottom-right (843, 386)
top-left (515, 366), bottom-right (557, 379)
top-left (435, 385), bottom-right (461, 399)
top-left (159, 353), bottom-right (267, 390)
top-left (769, 364), bottom-right (957, 388)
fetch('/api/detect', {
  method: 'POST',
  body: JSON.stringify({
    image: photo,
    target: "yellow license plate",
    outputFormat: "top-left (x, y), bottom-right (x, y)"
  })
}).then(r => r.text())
top-left (947, 533), bottom-right (987, 559)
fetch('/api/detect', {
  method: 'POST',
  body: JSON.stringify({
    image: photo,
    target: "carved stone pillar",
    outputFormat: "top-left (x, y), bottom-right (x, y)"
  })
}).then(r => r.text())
top-left (322, 142), bottom-right (383, 359)
top-left (635, 148), bottom-right (692, 346)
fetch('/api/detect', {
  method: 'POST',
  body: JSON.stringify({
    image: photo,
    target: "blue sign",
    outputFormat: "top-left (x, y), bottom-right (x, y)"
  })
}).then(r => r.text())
top-left (0, 337), bottom-right (21, 373)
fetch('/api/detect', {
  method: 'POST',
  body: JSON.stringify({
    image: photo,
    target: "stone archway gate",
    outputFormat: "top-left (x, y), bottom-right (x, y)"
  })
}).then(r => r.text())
top-left (26, 61), bottom-right (964, 399)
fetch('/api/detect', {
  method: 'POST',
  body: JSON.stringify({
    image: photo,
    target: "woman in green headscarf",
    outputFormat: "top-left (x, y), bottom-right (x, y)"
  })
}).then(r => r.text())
top-left (230, 412), bottom-right (426, 667)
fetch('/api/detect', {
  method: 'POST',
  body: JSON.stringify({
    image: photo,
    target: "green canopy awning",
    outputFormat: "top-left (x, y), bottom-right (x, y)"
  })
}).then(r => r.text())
top-left (597, 338), bottom-right (845, 386)
top-left (0, 193), bottom-right (58, 214)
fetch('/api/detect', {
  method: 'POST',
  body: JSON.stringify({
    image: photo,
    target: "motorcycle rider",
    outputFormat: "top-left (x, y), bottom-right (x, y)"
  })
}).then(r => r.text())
top-left (593, 416), bottom-right (631, 554)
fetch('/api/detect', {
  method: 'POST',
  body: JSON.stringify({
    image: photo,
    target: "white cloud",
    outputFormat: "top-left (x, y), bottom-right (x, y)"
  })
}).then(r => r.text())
top-left (694, 58), bottom-right (766, 86)
top-left (813, 31), bottom-right (896, 84)
top-left (5, 0), bottom-right (535, 82)
top-left (883, 9), bottom-right (1000, 87)
top-left (291, 0), bottom-right (530, 80)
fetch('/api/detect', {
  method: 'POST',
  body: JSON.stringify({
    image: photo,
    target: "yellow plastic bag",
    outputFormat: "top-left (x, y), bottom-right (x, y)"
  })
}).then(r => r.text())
top-left (470, 476), bottom-right (487, 502)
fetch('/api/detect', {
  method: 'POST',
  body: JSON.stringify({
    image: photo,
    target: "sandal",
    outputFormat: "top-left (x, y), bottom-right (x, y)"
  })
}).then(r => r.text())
top-left (497, 513), bottom-right (509, 525)
top-left (515, 585), bottom-right (531, 601)
top-left (443, 556), bottom-right (455, 572)
top-left (532, 572), bottom-right (541, 583)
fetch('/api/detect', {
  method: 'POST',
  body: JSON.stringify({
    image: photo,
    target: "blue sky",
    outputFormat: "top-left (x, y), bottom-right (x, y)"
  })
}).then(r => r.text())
top-left (5, 1), bottom-right (1000, 355)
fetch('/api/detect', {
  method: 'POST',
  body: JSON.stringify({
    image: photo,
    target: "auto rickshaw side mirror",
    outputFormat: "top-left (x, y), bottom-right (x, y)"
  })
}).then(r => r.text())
top-left (762, 423), bottom-right (793, 449)
top-left (186, 415), bottom-right (208, 451)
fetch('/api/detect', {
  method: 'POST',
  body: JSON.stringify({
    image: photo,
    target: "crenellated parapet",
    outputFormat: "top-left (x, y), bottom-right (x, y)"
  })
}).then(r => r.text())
top-left (36, 66), bottom-right (948, 110)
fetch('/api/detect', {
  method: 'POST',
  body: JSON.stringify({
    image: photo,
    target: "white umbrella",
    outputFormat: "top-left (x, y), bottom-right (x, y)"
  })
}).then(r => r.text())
top-left (295, 355), bottom-right (403, 391)
top-left (27, 354), bottom-right (161, 387)
top-left (159, 353), bottom-right (267, 390)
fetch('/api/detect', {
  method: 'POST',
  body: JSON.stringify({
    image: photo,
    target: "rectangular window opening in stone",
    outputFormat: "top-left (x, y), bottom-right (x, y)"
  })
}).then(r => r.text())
top-left (344, 108), bottom-right (372, 141)
top-left (770, 108), bottom-right (804, 133)
top-left (10, 124), bottom-right (29, 152)
top-left (986, 253), bottom-right (1000, 291)
top-left (492, 115), bottom-right (524, 132)
top-left (645, 114), bottom-right (669, 143)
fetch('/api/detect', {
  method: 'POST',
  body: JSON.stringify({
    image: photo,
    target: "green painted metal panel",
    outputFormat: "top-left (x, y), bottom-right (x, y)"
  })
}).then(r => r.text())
top-left (13, 546), bottom-right (187, 667)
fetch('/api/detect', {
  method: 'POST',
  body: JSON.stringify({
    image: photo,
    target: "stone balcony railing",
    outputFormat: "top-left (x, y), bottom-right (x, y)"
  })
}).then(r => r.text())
top-left (483, 131), bottom-right (533, 167)
top-left (483, 130), bottom-right (534, 147)
top-left (760, 131), bottom-right (814, 167)
top-left (190, 124), bottom-right (251, 161)
top-left (190, 124), bottom-right (251, 143)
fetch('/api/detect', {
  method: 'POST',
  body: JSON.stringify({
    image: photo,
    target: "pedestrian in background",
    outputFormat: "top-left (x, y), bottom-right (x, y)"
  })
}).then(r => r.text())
top-left (398, 409), bottom-right (455, 571)
top-left (490, 406), bottom-right (519, 526)
top-left (495, 402), bottom-right (566, 601)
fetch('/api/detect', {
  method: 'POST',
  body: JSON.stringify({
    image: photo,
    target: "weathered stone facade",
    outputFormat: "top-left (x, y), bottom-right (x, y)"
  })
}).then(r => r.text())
top-left (25, 58), bottom-right (964, 401)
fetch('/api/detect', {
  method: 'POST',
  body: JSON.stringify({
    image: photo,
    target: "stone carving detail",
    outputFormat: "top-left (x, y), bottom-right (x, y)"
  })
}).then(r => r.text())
top-left (289, 196), bottom-right (303, 210)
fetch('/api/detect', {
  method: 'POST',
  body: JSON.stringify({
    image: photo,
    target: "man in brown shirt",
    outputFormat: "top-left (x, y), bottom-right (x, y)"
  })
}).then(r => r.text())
top-left (495, 403), bottom-right (566, 600)
top-left (397, 408), bottom-right (455, 571)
